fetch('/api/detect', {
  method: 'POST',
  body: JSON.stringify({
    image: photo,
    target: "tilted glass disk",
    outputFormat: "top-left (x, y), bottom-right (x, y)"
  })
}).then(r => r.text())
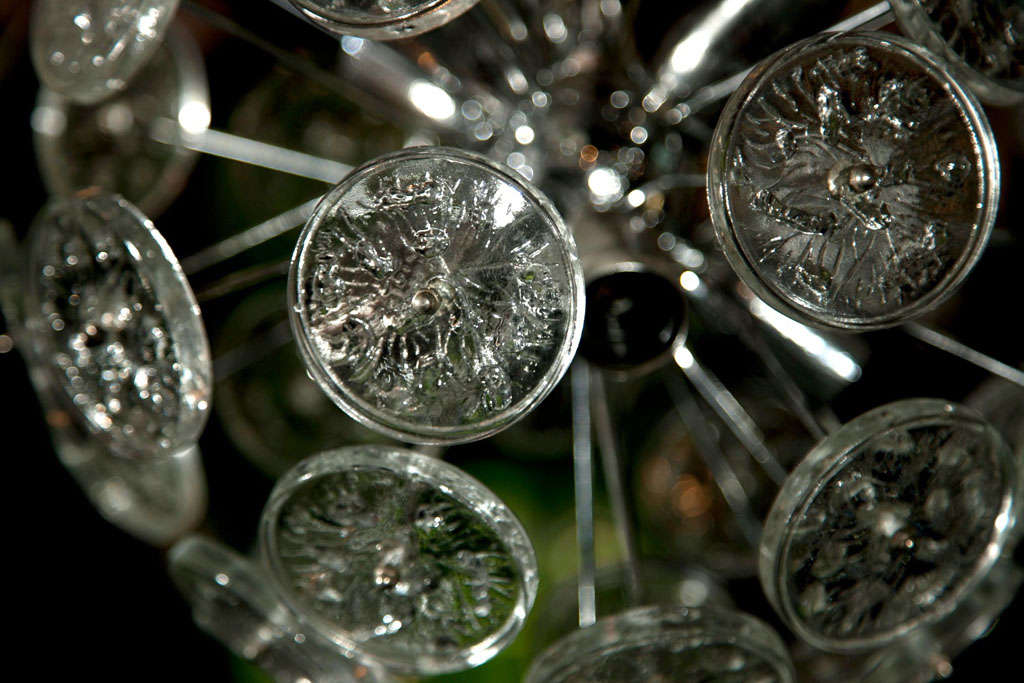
top-left (169, 535), bottom-right (390, 683)
top-left (30, 0), bottom-right (181, 105)
top-left (288, 146), bottom-right (585, 445)
top-left (760, 399), bottom-right (1020, 653)
top-left (533, 563), bottom-right (736, 649)
top-left (215, 285), bottom-right (399, 479)
top-left (22, 192), bottom-right (212, 459)
top-left (892, 0), bottom-right (1024, 106)
top-left (794, 544), bottom-right (1024, 683)
top-left (259, 445), bottom-right (538, 675)
top-left (25, 340), bottom-right (205, 545)
top-left (708, 32), bottom-right (999, 331)
top-left (6, 224), bottom-right (205, 545)
top-left (967, 376), bottom-right (1024, 455)
top-left (524, 605), bottom-right (796, 683)
top-left (289, 0), bottom-right (481, 40)
top-left (32, 22), bottom-right (208, 218)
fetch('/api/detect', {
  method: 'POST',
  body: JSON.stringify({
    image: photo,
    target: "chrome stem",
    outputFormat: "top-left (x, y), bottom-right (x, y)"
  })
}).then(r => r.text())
top-left (181, 197), bottom-right (322, 276)
top-left (903, 321), bottom-right (1024, 389)
top-left (665, 374), bottom-right (762, 547)
top-left (571, 359), bottom-right (598, 628)
top-left (152, 120), bottom-right (352, 185)
top-left (590, 368), bottom-right (642, 606)
top-left (673, 343), bottom-right (789, 487)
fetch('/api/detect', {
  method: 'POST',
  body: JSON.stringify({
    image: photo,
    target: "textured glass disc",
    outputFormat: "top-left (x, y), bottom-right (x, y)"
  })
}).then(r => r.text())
top-left (169, 536), bottom-right (389, 683)
top-left (708, 32), bottom-right (999, 330)
top-left (289, 0), bottom-right (481, 40)
top-left (892, 0), bottom-right (1024, 105)
top-left (524, 606), bottom-right (795, 683)
top-left (30, 0), bottom-right (180, 105)
top-left (32, 23), bottom-right (207, 218)
top-left (23, 192), bottom-right (211, 458)
top-left (25, 343), bottom-right (205, 545)
top-left (760, 399), bottom-right (1019, 652)
top-left (288, 146), bottom-right (584, 444)
top-left (259, 446), bottom-right (538, 675)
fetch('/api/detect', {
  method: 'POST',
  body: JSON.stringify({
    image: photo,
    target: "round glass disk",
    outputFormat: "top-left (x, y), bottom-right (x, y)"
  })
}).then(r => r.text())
top-left (259, 445), bottom-right (538, 675)
top-left (23, 192), bottom-right (212, 458)
top-left (288, 146), bottom-right (584, 444)
top-left (30, 0), bottom-right (181, 105)
top-left (708, 32), bottom-right (999, 330)
top-left (760, 398), bottom-right (1019, 652)
top-left (525, 605), bottom-right (795, 682)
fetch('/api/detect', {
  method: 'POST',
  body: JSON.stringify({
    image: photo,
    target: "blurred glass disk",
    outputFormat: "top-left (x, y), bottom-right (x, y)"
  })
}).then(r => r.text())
top-left (259, 445), bottom-right (538, 675)
top-left (32, 23), bottom-right (207, 218)
top-left (169, 535), bottom-right (390, 683)
top-left (223, 70), bottom-right (406, 226)
top-left (214, 284), bottom-right (398, 479)
top-left (524, 605), bottom-right (795, 682)
top-left (533, 564), bottom-right (735, 651)
top-left (288, 146), bottom-right (584, 444)
top-left (760, 398), bottom-right (1019, 652)
top-left (22, 192), bottom-right (212, 459)
top-left (967, 377), bottom-right (1024, 455)
top-left (892, 0), bottom-right (1024, 106)
top-left (708, 32), bottom-right (999, 330)
top-left (289, 0), bottom-right (481, 40)
top-left (27, 344), bottom-right (205, 546)
top-left (30, 0), bottom-right (180, 105)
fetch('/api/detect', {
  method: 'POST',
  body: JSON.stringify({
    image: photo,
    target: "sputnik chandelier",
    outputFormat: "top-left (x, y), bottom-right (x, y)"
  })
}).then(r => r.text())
top-left (2, 0), bottom-right (1023, 680)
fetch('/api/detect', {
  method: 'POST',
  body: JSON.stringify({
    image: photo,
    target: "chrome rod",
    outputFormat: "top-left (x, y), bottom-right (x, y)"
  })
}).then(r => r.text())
top-left (181, 197), bottom-right (322, 275)
top-left (193, 260), bottom-right (291, 302)
top-left (903, 322), bottom-right (1024, 389)
top-left (152, 120), bottom-right (352, 185)
top-left (212, 319), bottom-right (293, 382)
top-left (829, 0), bottom-right (894, 32)
top-left (590, 368), bottom-right (642, 607)
top-left (666, 375), bottom-right (762, 547)
top-left (673, 344), bottom-right (789, 486)
top-left (571, 359), bottom-right (598, 628)
top-left (672, 1), bottom-right (893, 118)
top-left (679, 268), bottom-right (834, 439)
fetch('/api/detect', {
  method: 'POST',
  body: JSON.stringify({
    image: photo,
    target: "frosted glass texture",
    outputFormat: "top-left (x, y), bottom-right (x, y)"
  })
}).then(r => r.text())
top-left (288, 146), bottom-right (584, 444)
top-left (760, 399), bottom-right (1019, 652)
top-left (289, 0), bottom-right (482, 40)
top-left (259, 445), bottom-right (538, 675)
top-left (708, 32), bottom-right (998, 330)
top-left (22, 192), bottom-right (211, 458)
